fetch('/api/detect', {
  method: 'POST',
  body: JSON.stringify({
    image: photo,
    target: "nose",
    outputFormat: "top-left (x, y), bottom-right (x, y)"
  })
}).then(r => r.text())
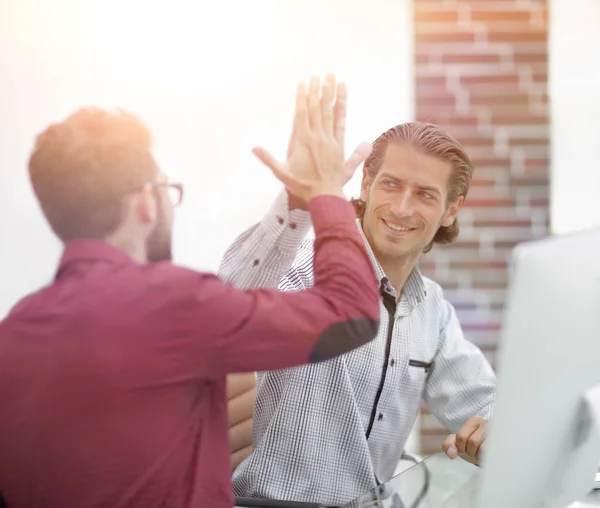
top-left (388, 188), bottom-right (415, 218)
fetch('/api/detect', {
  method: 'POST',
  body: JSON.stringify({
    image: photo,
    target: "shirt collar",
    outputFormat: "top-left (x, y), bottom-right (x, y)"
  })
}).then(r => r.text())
top-left (356, 220), bottom-right (428, 306)
top-left (56, 239), bottom-right (134, 280)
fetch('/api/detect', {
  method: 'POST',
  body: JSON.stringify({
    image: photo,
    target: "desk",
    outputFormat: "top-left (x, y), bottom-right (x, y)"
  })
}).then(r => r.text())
top-left (342, 453), bottom-right (600, 508)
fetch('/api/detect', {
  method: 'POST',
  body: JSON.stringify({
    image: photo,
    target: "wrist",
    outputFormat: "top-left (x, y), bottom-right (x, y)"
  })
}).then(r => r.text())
top-left (308, 186), bottom-right (346, 201)
top-left (287, 191), bottom-right (309, 211)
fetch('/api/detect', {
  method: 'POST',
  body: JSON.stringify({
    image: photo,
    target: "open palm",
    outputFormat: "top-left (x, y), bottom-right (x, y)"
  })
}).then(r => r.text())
top-left (253, 74), bottom-right (372, 204)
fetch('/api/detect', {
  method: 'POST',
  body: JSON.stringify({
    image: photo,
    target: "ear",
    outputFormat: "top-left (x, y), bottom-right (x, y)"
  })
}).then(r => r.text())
top-left (134, 184), bottom-right (158, 225)
top-left (359, 168), bottom-right (370, 202)
top-left (441, 195), bottom-right (464, 227)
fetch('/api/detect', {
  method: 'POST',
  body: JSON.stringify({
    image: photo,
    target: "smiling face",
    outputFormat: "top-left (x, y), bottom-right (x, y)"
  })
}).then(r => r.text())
top-left (360, 142), bottom-right (463, 265)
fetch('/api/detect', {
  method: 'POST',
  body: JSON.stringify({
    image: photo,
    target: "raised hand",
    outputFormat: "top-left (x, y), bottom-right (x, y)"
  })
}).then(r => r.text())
top-left (253, 74), bottom-right (372, 204)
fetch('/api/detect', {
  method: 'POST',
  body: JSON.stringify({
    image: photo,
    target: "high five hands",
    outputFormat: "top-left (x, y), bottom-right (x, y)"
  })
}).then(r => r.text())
top-left (252, 73), bottom-right (372, 206)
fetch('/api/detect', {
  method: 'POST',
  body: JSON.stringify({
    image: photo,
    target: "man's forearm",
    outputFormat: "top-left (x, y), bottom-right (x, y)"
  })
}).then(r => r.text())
top-left (217, 190), bottom-right (311, 289)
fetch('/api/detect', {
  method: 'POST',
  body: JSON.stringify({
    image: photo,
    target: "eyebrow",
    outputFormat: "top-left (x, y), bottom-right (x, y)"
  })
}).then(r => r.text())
top-left (378, 172), bottom-right (442, 197)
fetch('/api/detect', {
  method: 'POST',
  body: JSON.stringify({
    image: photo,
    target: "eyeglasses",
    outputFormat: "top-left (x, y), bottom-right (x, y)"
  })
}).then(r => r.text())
top-left (156, 182), bottom-right (184, 207)
top-left (123, 181), bottom-right (184, 207)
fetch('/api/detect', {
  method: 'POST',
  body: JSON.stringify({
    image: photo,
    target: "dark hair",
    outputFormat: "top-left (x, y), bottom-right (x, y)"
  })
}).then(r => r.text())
top-left (28, 107), bottom-right (159, 241)
top-left (351, 122), bottom-right (474, 253)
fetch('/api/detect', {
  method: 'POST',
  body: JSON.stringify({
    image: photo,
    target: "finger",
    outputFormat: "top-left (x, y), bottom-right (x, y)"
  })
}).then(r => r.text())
top-left (293, 82), bottom-right (309, 137)
top-left (457, 452), bottom-right (479, 465)
top-left (308, 75), bottom-right (322, 132)
top-left (442, 434), bottom-right (458, 459)
top-left (455, 416), bottom-right (484, 454)
top-left (343, 141), bottom-right (373, 174)
top-left (321, 73), bottom-right (335, 135)
top-left (465, 425), bottom-right (485, 458)
top-left (477, 442), bottom-right (485, 461)
top-left (252, 147), bottom-right (293, 187)
top-left (333, 81), bottom-right (347, 143)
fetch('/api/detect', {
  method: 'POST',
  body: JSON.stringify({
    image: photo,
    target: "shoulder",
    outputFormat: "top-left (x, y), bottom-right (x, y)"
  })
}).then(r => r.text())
top-left (129, 262), bottom-right (224, 306)
top-left (422, 275), bottom-right (445, 302)
top-left (420, 275), bottom-right (456, 327)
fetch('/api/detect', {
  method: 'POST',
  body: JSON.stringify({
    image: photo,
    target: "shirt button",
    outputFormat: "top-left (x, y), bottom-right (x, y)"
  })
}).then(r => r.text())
top-left (276, 216), bottom-right (284, 225)
top-left (289, 222), bottom-right (297, 230)
top-left (378, 413), bottom-right (384, 421)
top-left (253, 259), bottom-right (260, 266)
top-left (390, 359), bottom-right (395, 367)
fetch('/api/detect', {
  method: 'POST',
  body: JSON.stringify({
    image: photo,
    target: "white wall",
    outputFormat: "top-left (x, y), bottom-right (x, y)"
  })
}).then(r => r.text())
top-left (549, 0), bottom-right (600, 235)
top-left (0, 0), bottom-right (414, 316)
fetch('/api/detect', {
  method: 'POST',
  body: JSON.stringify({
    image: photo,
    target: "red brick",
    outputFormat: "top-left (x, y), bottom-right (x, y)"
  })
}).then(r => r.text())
top-left (415, 53), bottom-right (432, 65)
top-left (469, 9), bottom-right (532, 23)
top-left (523, 157), bottom-right (549, 172)
top-left (450, 260), bottom-right (508, 270)
top-left (439, 52), bottom-right (504, 65)
top-left (487, 28), bottom-right (547, 43)
top-left (463, 198), bottom-right (516, 208)
top-left (473, 219), bottom-right (532, 228)
top-left (513, 51), bottom-right (548, 64)
top-left (460, 73), bottom-right (520, 87)
top-left (421, 428), bottom-right (446, 437)
top-left (470, 93), bottom-right (531, 106)
top-left (508, 136), bottom-right (549, 147)
top-left (440, 240), bottom-right (481, 250)
top-left (468, 155), bottom-right (512, 168)
top-left (511, 174), bottom-right (548, 186)
top-left (484, 103), bottom-right (541, 120)
top-left (454, 301), bottom-right (506, 312)
top-left (530, 199), bottom-right (549, 208)
top-left (488, 113), bottom-right (549, 125)
top-left (462, 322), bottom-right (501, 332)
top-left (415, 31), bottom-right (476, 44)
top-left (415, 90), bottom-right (456, 107)
top-left (416, 113), bottom-right (481, 128)
top-left (469, 179), bottom-right (496, 189)
top-left (471, 280), bottom-right (508, 290)
top-left (414, 9), bottom-right (459, 24)
top-left (416, 75), bottom-right (447, 88)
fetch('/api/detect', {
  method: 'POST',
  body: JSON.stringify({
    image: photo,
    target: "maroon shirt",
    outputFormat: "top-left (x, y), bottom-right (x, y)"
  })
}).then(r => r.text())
top-left (0, 196), bottom-right (379, 508)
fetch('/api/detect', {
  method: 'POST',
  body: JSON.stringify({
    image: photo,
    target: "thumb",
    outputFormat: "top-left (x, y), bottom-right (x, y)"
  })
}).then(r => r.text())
top-left (343, 141), bottom-right (373, 174)
top-left (251, 147), bottom-right (293, 188)
top-left (442, 434), bottom-right (458, 459)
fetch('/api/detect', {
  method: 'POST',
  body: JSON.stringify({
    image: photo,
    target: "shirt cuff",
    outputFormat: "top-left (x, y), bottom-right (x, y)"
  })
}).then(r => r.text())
top-left (261, 189), bottom-right (312, 253)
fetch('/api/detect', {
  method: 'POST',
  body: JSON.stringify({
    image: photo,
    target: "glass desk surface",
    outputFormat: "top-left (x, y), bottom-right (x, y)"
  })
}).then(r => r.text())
top-left (341, 453), bottom-right (600, 508)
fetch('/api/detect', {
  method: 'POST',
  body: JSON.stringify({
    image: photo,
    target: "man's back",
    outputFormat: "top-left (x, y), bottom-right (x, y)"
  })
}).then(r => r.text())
top-left (0, 79), bottom-right (382, 507)
top-left (0, 240), bottom-right (234, 507)
top-left (0, 191), bottom-right (381, 508)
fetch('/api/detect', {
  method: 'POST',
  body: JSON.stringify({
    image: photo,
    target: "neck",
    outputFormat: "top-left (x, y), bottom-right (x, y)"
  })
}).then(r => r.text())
top-left (360, 222), bottom-right (420, 300)
top-left (104, 232), bottom-right (147, 264)
top-left (379, 253), bottom-right (420, 301)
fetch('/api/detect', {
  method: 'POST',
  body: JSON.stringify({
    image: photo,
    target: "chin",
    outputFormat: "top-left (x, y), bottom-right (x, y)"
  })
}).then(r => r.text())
top-left (375, 235), bottom-right (422, 259)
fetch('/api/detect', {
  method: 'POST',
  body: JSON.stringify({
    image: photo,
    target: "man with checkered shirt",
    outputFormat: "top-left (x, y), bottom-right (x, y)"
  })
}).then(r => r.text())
top-left (219, 115), bottom-right (496, 507)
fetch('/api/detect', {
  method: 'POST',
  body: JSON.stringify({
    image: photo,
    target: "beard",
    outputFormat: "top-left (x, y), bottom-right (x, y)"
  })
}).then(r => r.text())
top-left (146, 190), bottom-right (173, 263)
top-left (146, 222), bottom-right (172, 262)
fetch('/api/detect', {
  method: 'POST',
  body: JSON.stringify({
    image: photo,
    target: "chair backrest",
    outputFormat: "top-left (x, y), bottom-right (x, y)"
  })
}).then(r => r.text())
top-left (227, 373), bottom-right (256, 471)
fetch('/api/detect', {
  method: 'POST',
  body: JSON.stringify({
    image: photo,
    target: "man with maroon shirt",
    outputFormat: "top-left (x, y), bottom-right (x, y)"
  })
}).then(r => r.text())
top-left (0, 75), bottom-right (379, 508)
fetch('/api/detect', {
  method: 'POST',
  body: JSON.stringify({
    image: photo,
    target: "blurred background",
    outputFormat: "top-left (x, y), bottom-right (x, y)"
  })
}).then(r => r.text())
top-left (1, 0), bottom-right (599, 456)
top-left (412, 0), bottom-right (599, 455)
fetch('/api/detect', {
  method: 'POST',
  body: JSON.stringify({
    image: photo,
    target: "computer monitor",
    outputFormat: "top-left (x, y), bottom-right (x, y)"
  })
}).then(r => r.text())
top-left (476, 228), bottom-right (600, 508)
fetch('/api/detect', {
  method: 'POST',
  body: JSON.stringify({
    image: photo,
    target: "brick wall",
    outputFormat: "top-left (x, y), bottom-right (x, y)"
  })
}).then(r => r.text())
top-left (413, 0), bottom-right (549, 454)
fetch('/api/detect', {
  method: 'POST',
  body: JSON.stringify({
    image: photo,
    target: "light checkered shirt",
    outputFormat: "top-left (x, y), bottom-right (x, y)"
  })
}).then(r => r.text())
top-left (218, 191), bottom-right (496, 507)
